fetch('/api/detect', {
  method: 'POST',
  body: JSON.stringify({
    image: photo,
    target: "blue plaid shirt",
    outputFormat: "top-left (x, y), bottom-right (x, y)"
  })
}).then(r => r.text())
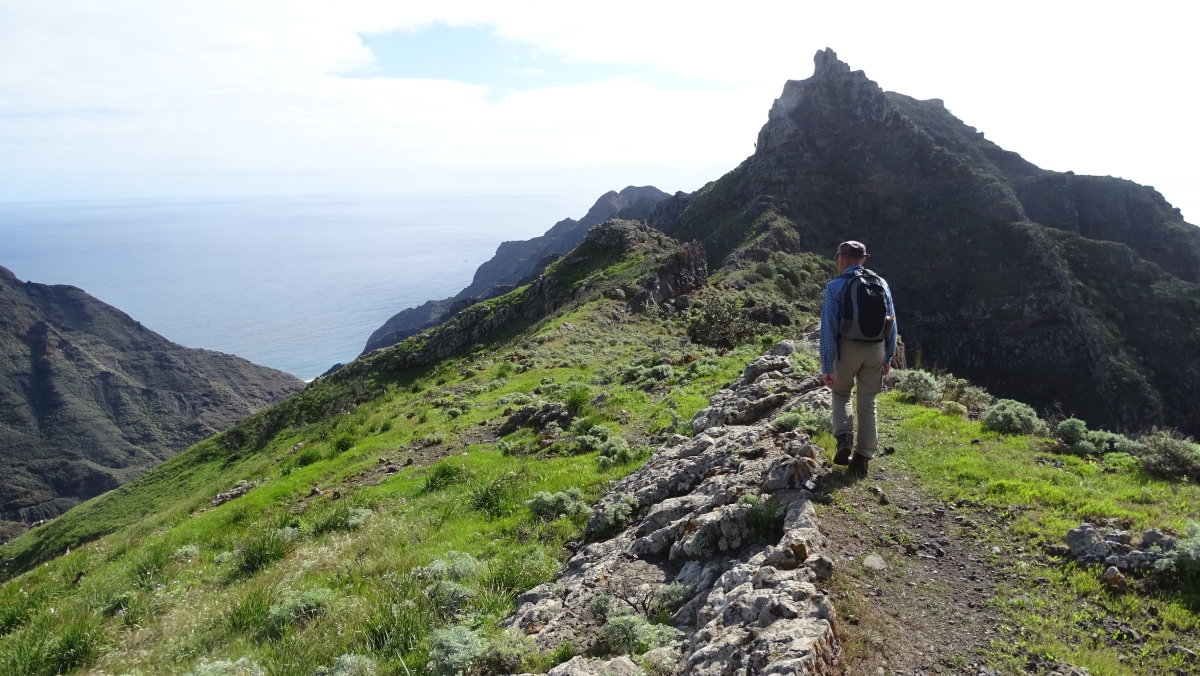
top-left (819, 265), bottom-right (898, 374)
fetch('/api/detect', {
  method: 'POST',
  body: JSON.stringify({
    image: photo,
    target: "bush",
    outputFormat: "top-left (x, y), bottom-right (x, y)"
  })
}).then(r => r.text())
top-left (941, 401), bottom-right (968, 417)
top-left (422, 433), bottom-right (445, 447)
top-left (428, 625), bottom-right (486, 676)
top-left (498, 392), bottom-right (533, 406)
top-left (896, 370), bottom-right (941, 403)
top-left (480, 631), bottom-right (536, 675)
top-left (527, 489), bottom-right (590, 521)
top-left (186, 658), bottom-right (265, 676)
top-left (1139, 431), bottom-right (1200, 481)
top-left (1057, 418), bottom-right (1088, 445)
top-left (588, 595), bottom-right (616, 622)
top-left (172, 544), bottom-right (200, 561)
top-left (687, 295), bottom-right (756, 348)
top-left (469, 472), bottom-right (522, 517)
top-left (295, 446), bottom-right (322, 467)
top-left (770, 412), bottom-right (802, 433)
top-left (1155, 522), bottom-right (1200, 578)
top-left (424, 461), bottom-right (466, 492)
top-left (415, 551), bottom-right (483, 582)
top-left (648, 365), bottom-right (673, 381)
top-left (308, 505), bottom-right (373, 536)
top-left (652, 583), bottom-right (688, 611)
top-left (330, 654), bottom-right (377, 676)
top-left (564, 386), bottom-right (591, 417)
top-left (602, 614), bottom-right (679, 655)
top-left (331, 433), bottom-right (357, 455)
top-left (744, 495), bottom-right (784, 543)
top-left (597, 437), bottom-right (636, 470)
top-left (446, 408), bottom-right (463, 419)
top-left (267, 587), bottom-right (333, 634)
top-left (591, 494), bottom-right (639, 538)
top-left (236, 528), bottom-right (299, 576)
top-left (980, 399), bottom-right (1049, 436)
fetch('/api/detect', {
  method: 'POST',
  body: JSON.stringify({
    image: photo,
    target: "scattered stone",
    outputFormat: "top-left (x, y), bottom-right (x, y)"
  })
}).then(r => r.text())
top-left (309, 484), bottom-right (323, 497)
top-left (210, 479), bottom-right (258, 507)
top-left (1169, 645), bottom-right (1197, 660)
top-left (883, 446), bottom-right (896, 455)
top-left (990, 546), bottom-right (1001, 555)
top-left (1102, 566), bottom-right (1126, 590)
top-left (863, 554), bottom-right (887, 571)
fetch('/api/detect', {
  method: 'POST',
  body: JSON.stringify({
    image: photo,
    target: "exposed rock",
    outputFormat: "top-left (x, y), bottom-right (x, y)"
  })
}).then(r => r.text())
top-left (500, 402), bottom-right (570, 435)
top-left (644, 48), bottom-right (1200, 436)
top-left (505, 348), bottom-right (840, 675)
top-left (861, 554), bottom-right (887, 572)
top-left (630, 241), bottom-right (708, 312)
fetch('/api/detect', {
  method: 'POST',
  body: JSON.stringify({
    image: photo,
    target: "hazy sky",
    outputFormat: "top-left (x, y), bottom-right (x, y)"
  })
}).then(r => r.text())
top-left (1, 1), bottom-right (1197, 221)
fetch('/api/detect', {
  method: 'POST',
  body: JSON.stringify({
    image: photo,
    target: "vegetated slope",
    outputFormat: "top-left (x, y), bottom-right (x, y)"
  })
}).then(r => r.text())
top-left (0, 266), bottom-right (305, 543)
top-left (4, 211), bottom-right (1200, 675)
top-left (646, 49), bottom-right (1200, 436)
top-left (361, 186), bottom-right (669, 356)
top-left (0, 220), bottom-right (793, 676)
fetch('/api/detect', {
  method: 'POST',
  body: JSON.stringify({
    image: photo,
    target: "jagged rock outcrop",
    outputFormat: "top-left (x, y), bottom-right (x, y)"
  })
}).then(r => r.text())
top-left (362, 187), bottom-right (669, 355)
top-left (645, 49), bottom-right (1200, 435)
top-left (506, 345), bottom-right (840, 676)
top-left (631, 241), bottom-right (708, 313)
top-left (0, 267), bottom-right (304, 542)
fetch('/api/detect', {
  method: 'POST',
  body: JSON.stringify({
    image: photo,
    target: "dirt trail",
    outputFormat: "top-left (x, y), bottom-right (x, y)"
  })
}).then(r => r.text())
top-left (817, 449), bottom-right (1006, 676)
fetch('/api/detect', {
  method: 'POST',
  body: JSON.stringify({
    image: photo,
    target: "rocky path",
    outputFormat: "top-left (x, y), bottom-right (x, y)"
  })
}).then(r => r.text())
top-left (815, 454), bottom-right (1005, 676)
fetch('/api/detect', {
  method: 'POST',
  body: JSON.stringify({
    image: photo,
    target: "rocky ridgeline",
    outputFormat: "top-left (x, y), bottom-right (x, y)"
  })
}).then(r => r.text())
top-left (1061, 522), bottom-right (1178, 588)
top-left (506, 343), bottom-right (842, 676)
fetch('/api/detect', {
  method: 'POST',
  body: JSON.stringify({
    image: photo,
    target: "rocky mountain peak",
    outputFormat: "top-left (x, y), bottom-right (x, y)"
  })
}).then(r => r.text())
top-left (756, 49), bottom-right (898, 157)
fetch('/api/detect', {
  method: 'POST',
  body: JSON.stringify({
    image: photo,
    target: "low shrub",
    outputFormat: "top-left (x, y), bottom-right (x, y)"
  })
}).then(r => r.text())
top-left (329, 654), bottom-right (377, 676)
top-left (769, 412), bottom-right (802, 433)
top-left (652, 582), bottom-right (688, 611)
top-left (424, 461), bottom-right (466, 492)
top-left (590, 494), bottom-right (639, 538)
top-left (564, 386), bottom-right (591, 417)
top-left (1057, 418), bottom-right (1088, 445)
top-left (480, 630), bottom-right (536, 675)
top-left (446, 408), bottom-right (463, 419)
top-left (428, 624), bottom-right (486, 676)
top-left (186, 657), bottom-right (265, 676)
top-left (896, 370), bottom-right (941, 403)
top-left (602, 613), bottom-right (679, 655)
top-left (422, 433), bottom-right (445, 447)
top-left (588, 595), bottom-right (616, 622)
top-left (235, 528), bottom-right (299, 576)
top-left (980, 399), bottom-right (1049, 436)
top-left (744, 495), bottom-right (784, 543)
top-left (331, 433), bottom-right (357, 455)
top-left (941, 401), bottom-right (968, 417)
top-left (469, 472), bottom-right (523, 517)
top-left (1139, 431), bottom-right (1200, 482)
top-left (308, 505), bottom-right (373, 536)
top-left (172, 544), bottom-right (200, 561)
top-left (1155, 521), bottom-right (1200, 577)
top-left (415, 551), bottom-right (483, 582)
top-left (648, 365), bottom-right (673, 381)
top-left (267, 587), bottom-right (333, 635)
top-left (294, 446), bottom-right (322, 468)
top-left (596, 437), bottom-right (636, 470)
top-left (527, 488), bottom-right (590, 521)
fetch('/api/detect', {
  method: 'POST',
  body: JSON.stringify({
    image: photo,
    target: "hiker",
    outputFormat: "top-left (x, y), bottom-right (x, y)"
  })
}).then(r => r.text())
top-left (819, 241), bottom-right (897, 477)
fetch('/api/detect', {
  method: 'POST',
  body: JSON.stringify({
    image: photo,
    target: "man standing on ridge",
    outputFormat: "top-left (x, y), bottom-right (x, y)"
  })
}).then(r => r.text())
top-left (820, 241), bottom-right (897, 478)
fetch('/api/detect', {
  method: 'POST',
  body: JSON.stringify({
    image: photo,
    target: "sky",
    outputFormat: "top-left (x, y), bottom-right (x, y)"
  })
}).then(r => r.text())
top-left (1, 1), bottom-right (1198, 221)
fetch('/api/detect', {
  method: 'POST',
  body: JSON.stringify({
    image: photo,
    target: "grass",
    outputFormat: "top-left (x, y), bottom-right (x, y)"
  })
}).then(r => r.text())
top-left (0, 294), bottom-right (769, 676)
top-left (874, 394), bottom-right (1200, 675)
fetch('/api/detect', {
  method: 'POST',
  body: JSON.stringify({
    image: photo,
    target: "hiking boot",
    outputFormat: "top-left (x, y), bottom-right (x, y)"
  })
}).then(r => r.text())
top-left (834, 433), bottom-right (853, 465)
top-left (848, 454), bottom-right (870, 478)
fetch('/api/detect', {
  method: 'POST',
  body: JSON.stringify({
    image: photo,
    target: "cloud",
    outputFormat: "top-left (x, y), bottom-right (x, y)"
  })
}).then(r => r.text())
top-left (0, 1), bottom-right (1197, 219)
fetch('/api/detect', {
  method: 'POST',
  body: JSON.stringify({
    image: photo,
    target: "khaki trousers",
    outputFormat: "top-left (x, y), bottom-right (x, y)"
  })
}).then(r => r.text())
top-left (832, 338), bottom-right (885, 458)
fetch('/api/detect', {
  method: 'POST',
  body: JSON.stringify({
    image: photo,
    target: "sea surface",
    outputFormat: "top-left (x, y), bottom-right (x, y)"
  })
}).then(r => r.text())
top-left (0, 194), bottom-right (590, 380)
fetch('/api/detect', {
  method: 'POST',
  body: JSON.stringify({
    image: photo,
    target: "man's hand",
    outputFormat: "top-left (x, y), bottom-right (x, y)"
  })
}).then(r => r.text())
top-left (822, 373), bottom-right (835, 389)
top-left (883, 363), bottom-right (891, 376)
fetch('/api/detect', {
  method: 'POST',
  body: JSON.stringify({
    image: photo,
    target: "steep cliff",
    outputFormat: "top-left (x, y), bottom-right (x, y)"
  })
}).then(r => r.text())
top-left (0, 266), bottom-right (305, 541)
top-left (362, 186), bottom-right (670, 355)
top-left (646, 49), bottom-right (1200, 435)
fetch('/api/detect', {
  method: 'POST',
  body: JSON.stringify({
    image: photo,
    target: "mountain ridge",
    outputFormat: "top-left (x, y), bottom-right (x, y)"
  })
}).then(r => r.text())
top-left (360, 186), bottom-right (670, 356)
top-left (0, 266), bottom-right (305, 542)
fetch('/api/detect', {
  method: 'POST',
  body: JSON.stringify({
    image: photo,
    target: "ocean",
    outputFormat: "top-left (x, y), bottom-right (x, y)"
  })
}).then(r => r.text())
top-left (0, 194), bottom-right (590, 380)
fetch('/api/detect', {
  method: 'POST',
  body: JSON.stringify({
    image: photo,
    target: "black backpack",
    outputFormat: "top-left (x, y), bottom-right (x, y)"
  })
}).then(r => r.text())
top-left (839, 268), bottom-right (890, 341)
